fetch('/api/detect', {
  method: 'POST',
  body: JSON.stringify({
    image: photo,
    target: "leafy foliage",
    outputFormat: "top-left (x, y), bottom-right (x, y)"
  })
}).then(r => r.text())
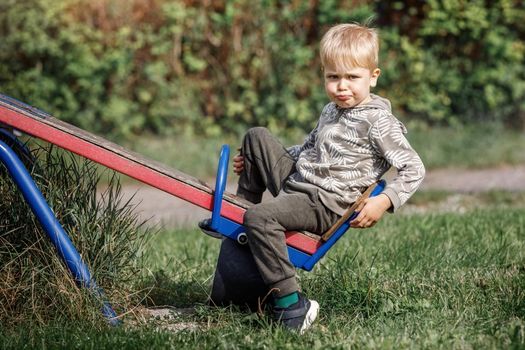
top-left (378, 0), bottom-right (525, 126)
top-left (0, 0), bottom-right (524, 139)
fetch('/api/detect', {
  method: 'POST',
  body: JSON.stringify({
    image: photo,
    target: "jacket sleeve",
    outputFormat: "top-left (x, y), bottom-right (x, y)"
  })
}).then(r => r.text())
top-left (369, 113), bottom-right (426, 211)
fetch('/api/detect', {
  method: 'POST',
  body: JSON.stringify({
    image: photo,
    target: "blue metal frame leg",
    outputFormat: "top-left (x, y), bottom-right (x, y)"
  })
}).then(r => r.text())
top-left (0, 139), bottom-right (120, 325)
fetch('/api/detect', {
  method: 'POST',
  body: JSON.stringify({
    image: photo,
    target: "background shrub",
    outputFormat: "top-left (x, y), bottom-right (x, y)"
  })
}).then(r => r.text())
top-left (377, 0), bottom-right (525, 126)
top-left (0, 0), bottom-right (523, 139)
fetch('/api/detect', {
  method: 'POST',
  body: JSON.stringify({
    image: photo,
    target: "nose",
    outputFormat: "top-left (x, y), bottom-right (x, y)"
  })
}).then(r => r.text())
top-left (337, 78), bottom-right (349, 90)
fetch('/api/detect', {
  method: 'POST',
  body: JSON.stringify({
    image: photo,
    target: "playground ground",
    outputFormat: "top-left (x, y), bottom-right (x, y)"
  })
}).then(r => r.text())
top-left (119, 164), bottom-right (525, 229)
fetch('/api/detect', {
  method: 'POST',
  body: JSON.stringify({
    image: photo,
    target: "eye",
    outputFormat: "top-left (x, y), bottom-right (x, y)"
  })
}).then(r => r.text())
top-left (325, 74), bottom-right (339, 80)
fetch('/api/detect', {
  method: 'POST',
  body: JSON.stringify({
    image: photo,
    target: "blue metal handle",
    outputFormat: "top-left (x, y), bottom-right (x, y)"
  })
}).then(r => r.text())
top-left (210, 145), bottom-right (230, 231)
top-left (0, 140), bottom-right (119, 325)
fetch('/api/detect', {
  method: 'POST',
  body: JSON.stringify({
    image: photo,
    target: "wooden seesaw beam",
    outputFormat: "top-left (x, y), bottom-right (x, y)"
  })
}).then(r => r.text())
top-left (0, 94), bottom-right (322, 254)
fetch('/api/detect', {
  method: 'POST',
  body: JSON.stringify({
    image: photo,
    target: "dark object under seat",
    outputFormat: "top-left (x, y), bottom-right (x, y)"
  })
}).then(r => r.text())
top-left (209, 238), bottom-right (269, 311)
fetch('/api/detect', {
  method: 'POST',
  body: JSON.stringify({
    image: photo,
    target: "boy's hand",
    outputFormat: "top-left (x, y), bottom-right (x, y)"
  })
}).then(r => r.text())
top-left (350, 194), bottom-right (392, 228)
top-left (232, 152), bottom-right (244, 176)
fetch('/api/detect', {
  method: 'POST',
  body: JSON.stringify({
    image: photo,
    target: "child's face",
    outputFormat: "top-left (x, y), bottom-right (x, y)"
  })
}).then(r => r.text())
top-left (323, 64), bottom-right (380, 108)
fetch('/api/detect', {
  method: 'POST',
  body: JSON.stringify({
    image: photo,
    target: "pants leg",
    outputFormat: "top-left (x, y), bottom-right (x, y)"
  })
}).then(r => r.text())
top-left (210, 127), bottom-right (294, 307)
top-left (243, 190), bottom-right (338, 297)
top-left (211, 127), bottom-right (337, 304)
top-left (236, 127), bottom-right (296, 203)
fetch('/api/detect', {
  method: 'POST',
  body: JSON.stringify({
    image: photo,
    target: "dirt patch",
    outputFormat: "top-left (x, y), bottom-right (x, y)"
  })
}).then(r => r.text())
top-left (127, 307), bottom-right (200, 332)
top-left (118, 165), bottom-right (525, 229)
top-left (421, 165), bottom-right (525, 192)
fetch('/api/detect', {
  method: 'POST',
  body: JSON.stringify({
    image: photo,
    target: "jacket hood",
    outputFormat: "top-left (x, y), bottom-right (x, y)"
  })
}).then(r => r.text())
top-left (364, 94), bottom-right (392, 112)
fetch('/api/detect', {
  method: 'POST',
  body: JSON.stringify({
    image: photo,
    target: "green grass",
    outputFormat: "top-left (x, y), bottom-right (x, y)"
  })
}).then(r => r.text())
top-left (114, 124), bottom-right (525, 182)
top-left (3, 126), bottom-right (525, 348)
top-left (18, 123), bottom-right (525, 184)
top-left (29, 124), bottom-right (525, 187)
top-left (2, 206), bottom-right (524, 349)
top-left (122, 134), bottom-right (241, 181)
top-left (408, 189), bottom-right (525, 208)
top-left (407, 124), bottom-right (525, 170)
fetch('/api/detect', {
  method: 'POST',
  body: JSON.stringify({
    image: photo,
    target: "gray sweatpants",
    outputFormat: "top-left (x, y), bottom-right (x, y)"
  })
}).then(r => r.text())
top-left (237, 127), bottom-right (339, 298)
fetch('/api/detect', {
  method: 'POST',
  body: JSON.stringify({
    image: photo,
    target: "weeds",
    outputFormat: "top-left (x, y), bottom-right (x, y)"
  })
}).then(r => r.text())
top-left (0, 143), bottom-right (152, 328)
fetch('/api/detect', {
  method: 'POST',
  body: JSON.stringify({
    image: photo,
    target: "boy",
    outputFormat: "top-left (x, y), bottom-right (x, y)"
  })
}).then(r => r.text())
top-left (202, 23), bottom-right (425, 333)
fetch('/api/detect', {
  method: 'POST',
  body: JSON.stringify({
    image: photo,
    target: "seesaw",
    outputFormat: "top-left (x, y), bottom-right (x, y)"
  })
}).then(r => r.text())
top-left (0, 93), bottom-right (385, 323)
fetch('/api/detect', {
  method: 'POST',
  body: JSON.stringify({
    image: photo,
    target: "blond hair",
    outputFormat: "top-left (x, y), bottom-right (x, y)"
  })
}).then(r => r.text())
top-left (320, 23), bottom-right (379, 71)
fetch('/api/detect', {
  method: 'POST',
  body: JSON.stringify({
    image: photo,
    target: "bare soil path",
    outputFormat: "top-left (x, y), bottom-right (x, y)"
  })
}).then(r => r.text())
top-left (120, 165), bottom-right (525, 229)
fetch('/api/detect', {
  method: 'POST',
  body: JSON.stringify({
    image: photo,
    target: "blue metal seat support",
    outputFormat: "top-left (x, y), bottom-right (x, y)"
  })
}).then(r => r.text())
top-left (210, 144), bottom-right (386, 271)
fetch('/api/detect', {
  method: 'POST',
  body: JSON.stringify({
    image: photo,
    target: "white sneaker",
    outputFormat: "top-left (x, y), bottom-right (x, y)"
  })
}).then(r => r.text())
top-left (273, 293), bottom-right (319, 334)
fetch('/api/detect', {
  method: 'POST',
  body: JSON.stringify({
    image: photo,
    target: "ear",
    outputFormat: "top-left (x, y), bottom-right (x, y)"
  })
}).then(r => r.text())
top-left (369, 68), bottom-right (381, 87)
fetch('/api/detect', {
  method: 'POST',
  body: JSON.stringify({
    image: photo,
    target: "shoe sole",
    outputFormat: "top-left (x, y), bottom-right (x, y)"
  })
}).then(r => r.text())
top-left (299, 300), bottom-right (319, 334)
top-left (198, 219), bottom-right (223, 239)
top-left (201, 229), bottom-right (223, 239)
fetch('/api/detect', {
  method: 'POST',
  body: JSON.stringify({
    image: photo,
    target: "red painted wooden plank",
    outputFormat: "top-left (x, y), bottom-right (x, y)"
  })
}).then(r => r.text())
top-left (0, 106), bottom-right (244, 222)
top-left (285, 232), bottom-right (322, 253)
top-left (0, 99), bottom-right (322, 255)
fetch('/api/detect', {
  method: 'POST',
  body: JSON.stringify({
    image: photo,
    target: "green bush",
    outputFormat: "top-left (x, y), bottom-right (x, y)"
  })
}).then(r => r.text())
top-left (377, 0), bottom-right (525, 126)
top-left (0, 0), bottom-right (523, 139)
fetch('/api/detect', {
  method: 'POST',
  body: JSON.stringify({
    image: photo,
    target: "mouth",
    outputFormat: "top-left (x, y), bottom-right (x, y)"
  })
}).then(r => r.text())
top-left (335, 95), bottom-right (352, 102)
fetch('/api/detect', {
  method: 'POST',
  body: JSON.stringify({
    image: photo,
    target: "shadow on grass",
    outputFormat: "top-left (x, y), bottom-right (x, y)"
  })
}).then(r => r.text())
top-left (501, 264), bottom-right (525, 320)
top-left (137, 269), bottom-right (210, 308)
